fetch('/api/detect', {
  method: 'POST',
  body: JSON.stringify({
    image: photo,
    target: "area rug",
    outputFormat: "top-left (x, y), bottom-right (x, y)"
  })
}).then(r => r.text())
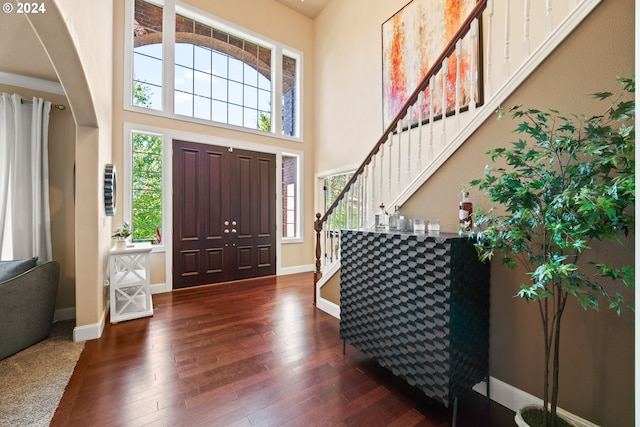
top-left (0, 320), bottom-right (85, 427)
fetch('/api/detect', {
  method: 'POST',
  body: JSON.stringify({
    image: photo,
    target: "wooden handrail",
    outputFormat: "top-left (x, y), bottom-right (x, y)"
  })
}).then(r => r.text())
top-left (313, 0), bottom-right (487, 298)
top-left (317, 0), bottom-right (487, 225)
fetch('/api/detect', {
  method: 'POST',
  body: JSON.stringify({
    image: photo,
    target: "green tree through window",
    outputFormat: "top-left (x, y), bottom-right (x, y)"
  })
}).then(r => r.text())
top-left (132, 132), bottom-right (163, 242)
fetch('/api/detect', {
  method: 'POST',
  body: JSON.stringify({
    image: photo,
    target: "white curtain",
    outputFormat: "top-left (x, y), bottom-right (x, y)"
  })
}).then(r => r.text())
top-left (0, 93), bottom-right (52, 261)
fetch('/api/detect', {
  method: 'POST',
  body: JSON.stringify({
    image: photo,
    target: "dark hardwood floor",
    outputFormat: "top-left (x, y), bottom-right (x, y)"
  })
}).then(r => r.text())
top-left (52, 273), bottom-right (514, 427)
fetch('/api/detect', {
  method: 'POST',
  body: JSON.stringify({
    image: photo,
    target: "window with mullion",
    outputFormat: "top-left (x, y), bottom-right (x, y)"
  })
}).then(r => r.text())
top-left (133, 0), bottom-right (163, 110)
top-left (131, 132), bottom-right (163, 243)
top-left (128, 0), bottom-right (300, 138)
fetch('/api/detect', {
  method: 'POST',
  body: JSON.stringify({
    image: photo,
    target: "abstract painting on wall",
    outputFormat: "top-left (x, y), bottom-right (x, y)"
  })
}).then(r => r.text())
top-left (382, 0), bottom-right (482, 129)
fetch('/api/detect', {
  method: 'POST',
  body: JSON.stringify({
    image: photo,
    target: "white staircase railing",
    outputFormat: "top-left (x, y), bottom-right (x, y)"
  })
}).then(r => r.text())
top-left (313, 0), bottom-right (602, 306)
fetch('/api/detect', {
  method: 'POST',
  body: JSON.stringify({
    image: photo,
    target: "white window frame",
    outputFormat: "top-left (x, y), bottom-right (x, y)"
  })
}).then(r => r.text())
top-left (123, 126), bottom-right (169, 253)
top-left (315, 163), bottom-right (368, 231)
top-left (281, 152), bottom-right (303, 244)
top-left (123, 0), bottom-right (304, 141)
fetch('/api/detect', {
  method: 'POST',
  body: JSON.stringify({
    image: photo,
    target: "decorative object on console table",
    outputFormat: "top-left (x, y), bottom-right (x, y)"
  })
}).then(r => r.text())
top-left (111, 222), bottom-right (132, 249)
top-left (374, 203), bottom-right (388, 230)
top-left (339, 229), bottom-right (490, 426)
top-left (109, 243), bottom-right (153, 323)
top-left (459, 187), bottom-right (473, 231)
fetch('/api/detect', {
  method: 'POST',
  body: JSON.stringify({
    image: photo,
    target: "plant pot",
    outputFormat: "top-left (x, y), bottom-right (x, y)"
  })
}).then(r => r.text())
top-left (515, 406), bottom-right (575, 427)
top-left (115, 240), bottom-right (127, 249)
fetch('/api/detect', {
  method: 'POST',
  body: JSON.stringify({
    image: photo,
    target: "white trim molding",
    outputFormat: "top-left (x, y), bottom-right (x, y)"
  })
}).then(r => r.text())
top-left (473, 377), bottom-right (600, 427)
top-left (279, 264), bottom-right (314, 276)
top-left (0, 71), bottom-right (65, 95)
top-left (72, 309), bottom-right (107, 342)
top-left (316, 296), bottom-right (340, 319)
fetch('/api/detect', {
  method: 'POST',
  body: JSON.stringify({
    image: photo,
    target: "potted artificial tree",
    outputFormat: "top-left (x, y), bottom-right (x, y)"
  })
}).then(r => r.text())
top-left (466, 77), bottom-right (635, 427)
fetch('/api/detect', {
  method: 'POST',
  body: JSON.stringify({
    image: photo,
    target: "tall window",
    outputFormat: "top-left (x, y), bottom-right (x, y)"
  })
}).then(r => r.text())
top-left (128, 0), bottom-right (302, 139)
top-left (133, 0), bottom-right (163, 110)
top-left (131, 132), bottom-right (163, 243)
top-left (282, 55), bottom-right (297, 137)
top-left (282, 155), bottom-right (298, 239)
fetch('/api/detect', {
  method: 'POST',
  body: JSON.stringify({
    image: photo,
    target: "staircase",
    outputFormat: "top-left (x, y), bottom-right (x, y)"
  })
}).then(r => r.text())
top-left (313, 0), bottom-right (603, 311)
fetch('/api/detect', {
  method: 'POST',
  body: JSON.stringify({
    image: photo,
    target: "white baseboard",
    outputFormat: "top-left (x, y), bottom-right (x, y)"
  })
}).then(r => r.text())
top-left (316, 296), bottom-right (340, 319)
top-left (150, 282), bottom-right (167, 294)
top-left (72, 309), bottom-right (106, 342)
top-left (473, 377), bottom-right (599, 427)
top-left (280, 264), bottom-right (314, 275)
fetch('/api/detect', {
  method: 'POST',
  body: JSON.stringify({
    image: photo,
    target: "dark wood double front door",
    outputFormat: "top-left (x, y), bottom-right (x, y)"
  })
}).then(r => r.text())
top-left (172, 140), bottom-right (276, 289)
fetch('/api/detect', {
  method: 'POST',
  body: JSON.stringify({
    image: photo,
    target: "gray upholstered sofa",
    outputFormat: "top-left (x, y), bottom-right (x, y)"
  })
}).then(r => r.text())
top-left (0, 258), bottom-right (60, 360)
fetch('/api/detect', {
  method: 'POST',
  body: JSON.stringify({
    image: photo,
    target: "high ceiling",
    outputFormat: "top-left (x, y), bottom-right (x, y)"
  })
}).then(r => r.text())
top-left (274, 0), bottom-right (330, 18)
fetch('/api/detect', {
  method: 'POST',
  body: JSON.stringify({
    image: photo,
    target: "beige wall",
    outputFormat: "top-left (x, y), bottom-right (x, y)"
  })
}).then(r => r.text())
top-left (50, 0), bottom-right (113, 327)
top-left (314, 0), bottom-right (408, 174)
top-left (111, 0), bottom-right (316, 285)
top-left (317, 0), bottom-right (634, 425)
top-left (19, 0), bottom-right (113, 328)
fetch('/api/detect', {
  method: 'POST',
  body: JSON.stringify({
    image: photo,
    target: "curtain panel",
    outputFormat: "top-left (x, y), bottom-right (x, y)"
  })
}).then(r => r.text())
top-left (0, 93), bottom-right (52, 261)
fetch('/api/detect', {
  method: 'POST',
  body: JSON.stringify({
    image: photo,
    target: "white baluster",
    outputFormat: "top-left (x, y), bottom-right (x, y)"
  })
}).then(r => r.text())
top-left (322, 215), bottom-right (328, 268)
top-left (370, 156), bottom-right (376, 227)
top-left (363, 165), bottom-right (369, 228)
top-left (441, 59), bottom-right (448, 147)
top-left (348, 184), bottom-right (353, 230)
top-left (388, 133), bottom-right (393, 195)
top-left (336, 198), bottom-right (342, 235)
top-left (523, 0), bottom-right (531, 58)
top-left (344, 189), bottom-right (350, 230)
top-left (351, 186), bottom-right (355, 230)
top-left (545, 0), bottom-right (553, 36)
top-left (455, 39), bottom-right (462, 130)
top-left (397, 119), bottom-right (402, 190)
top-left (326, 212), bottom-right (332, 263)
top-left (469, 19), bottom-right (478, 112)
top-left (429, 75), bottom-right (435, 159)
top-left (379, 146), bottom-right (384, 205)
top-left (486, 0), bottom-right (494, 98)
top-left (406, 106), bottom-right (412, 179)
top-left (504, 0), bottom-right (511, 79)
top-left (336, 200), bottom-right (342, 254)
top-left (417, 91), bottom-right (424, 171)
top-left (351, 181), bottom-right (357, 230)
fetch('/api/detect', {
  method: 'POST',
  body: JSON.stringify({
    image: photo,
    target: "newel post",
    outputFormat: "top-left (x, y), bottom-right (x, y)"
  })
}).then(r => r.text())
top-left (313, 212), bottom-right (323, 306)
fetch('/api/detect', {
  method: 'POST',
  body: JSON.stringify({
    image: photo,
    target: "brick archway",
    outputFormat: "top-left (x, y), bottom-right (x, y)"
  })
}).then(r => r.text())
top-left (133, 31), bottom-right (272, 82)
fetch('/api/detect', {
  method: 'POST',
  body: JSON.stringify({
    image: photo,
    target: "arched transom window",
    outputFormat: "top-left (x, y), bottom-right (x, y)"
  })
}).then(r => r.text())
top-left (129, 0), bottom-right (301, 139)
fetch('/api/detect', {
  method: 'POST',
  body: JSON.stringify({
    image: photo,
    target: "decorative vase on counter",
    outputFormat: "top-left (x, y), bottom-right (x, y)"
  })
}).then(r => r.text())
top-left (459, 190), bottom-right (473, 231)
top-left (375, 203), bottom-right (388, 230)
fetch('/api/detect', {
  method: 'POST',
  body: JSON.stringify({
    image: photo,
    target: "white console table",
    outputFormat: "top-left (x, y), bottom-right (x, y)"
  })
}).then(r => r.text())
top-left (109, 243), bottom-right (153, 323)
